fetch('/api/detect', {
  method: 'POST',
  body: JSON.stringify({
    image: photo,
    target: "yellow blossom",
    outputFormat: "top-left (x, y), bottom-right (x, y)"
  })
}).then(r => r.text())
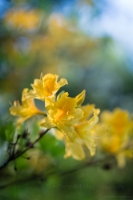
top-left (4, 9), bottom-right (41, 31)
top-left (101, 108), bottom-right (131, 136)
top-left (74, 107), bottom-right (100, 156)
top-left (22, 73), bottom-right (68, 106)
top-left (52, 129), bottom-right (85, 160)
top-left (9, 72), bottom-right (100, 161)
top-left (9, 89), bottom-right (44, 127)
top-left (96, 108), bottom-right (133, 167)
top-left (53, 105), bottom-right (100, 160)
top-left (64, 139), bottom-right (85, 160)
top-left (28, 149), bottom-right (50, 174)
top-left (39, 92), bottom-right (84, 142)
top-left (80, 104), bottom-right (95, 122)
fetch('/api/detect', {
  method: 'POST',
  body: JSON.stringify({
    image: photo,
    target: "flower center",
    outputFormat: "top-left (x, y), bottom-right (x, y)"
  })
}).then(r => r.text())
top-left (55, 109), bottom-right (66, 122)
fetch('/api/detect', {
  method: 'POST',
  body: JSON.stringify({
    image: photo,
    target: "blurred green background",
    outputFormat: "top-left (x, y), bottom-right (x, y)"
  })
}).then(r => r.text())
top-left (0, 0), bottom-right (133, 199)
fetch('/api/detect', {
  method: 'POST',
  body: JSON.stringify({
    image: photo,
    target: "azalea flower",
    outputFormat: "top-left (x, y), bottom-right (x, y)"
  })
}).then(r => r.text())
top-left (96, 108), bottom-right (133, 167)
top-left (53, 105), bottom-right (100, 160)
top-left (101, 108), bottom-right (132, 136)
top-left (9, 89), bottom-right (44, 127)
top-left (5, 9), bottom-right (41, 31)
top-left (74, 107), bottom-right (100, 156)
top-left (22, 73), bottom-right (68, 106)
top-left (9, 73), bottom-right (101, 161)
top-left (64, 139), bottom-right (85, 160)
top-left (39, 91), bottom-right (85, 142)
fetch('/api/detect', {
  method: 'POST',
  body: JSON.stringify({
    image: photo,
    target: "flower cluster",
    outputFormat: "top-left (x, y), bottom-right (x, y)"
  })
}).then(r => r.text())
top-left (93, 108), bottom-right (133, 167)
top-left (9, 73), bottom-right (100, 160)
top-left (5, 9), bottom-right (40, 31)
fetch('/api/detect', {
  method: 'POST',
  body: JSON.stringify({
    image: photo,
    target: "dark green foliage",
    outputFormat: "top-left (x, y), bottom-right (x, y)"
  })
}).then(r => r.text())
top-left (0, 119), bottom-right (15, 142)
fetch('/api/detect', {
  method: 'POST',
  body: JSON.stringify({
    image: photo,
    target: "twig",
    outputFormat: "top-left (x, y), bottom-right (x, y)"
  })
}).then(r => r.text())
top-left (0, 129), bottom-right (50, 171)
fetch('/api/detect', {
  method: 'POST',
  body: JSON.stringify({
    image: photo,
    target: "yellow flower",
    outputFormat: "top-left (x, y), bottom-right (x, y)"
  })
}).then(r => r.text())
top-left (101, 108), bottom-right (131, 136)
top-left (52, 129), bottom-right (85, 160)
top-left (74, 107), bottom-right (100, 156)
top-left (4, 9), bottom-right (40, 31)
top-left (39, 92), bottom-right (84, 142)
top-left (9, 89), bottom-right (44, 127)
top-left (28, 149), bottom-right (50, 174)
top-left (96, 108), bottom-right (133, 167)
top-left (80, 104), bottom-right (95, 122)
top-left (99, 109), bottom-right (131, 154)
top-left (64, 139), bottom-right (85, 160)
top-left (53, 105), bottom-right (100, 160)
top-left (23, 73), bottom-right (68, 106)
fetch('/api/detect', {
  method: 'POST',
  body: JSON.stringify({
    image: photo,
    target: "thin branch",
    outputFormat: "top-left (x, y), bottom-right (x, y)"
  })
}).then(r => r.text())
top-left (0, 129), bottom-right (50, 171)
top-left (14, 129), bottom-right (50, 159)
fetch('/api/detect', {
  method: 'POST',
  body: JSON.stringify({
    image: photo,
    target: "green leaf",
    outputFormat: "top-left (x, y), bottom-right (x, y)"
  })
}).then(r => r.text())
top-left (0, 119), bottom-right (15, 142)
top-left (39, 131), bottom-right (65, 157)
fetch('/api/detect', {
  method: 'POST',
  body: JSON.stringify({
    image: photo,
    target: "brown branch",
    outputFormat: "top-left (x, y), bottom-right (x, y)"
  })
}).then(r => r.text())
top-left (0, 129), bottom-right (50, 171)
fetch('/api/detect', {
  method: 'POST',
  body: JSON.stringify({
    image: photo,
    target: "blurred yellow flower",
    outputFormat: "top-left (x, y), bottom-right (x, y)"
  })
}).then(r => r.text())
top-left (9, 89), bottom-right (44, 126)
top-left (23, 73), bottom-right (68, 106)
top-left (97, 108), bottom-right (133, 167)
top-left (4, 9), bottom-right (40, 31)
top-left (28, 149), bottom-right (50, 174)
top-left (101, 108), bottom-right (131, 136)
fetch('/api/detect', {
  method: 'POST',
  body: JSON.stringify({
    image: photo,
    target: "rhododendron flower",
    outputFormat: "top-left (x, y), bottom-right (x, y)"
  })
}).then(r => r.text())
top-left (39, 92), bottom-right (84, 141)
top-left (96, 108), bottom-right (133, 167)
top-left (74, 107), bottom-right (100, 156)
top-left (9, 89), bottom-right (44, 126)
top-left (5, 9), bottom-right (41, 31)
top-left (9, 73), bottom-right (101, 161)
top-left (53, 105), bottom-right (100, 160)
top-left (22, 73), bottom-right (68, 106)
top-left (101, 108), bottom-right (132, 136)
top-left (64, 139), bottom-right (85, 160)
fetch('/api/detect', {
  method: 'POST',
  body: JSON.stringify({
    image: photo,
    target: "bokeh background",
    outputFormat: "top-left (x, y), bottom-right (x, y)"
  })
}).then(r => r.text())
top-left (0, 0), bottom-right (133, 199)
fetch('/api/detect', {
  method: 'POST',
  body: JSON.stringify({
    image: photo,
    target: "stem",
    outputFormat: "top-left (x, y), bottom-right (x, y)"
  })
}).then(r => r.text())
top-left (14, 128), bottom-right (49, 159)
top-left (0, 129), bottom-right (50, 171)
